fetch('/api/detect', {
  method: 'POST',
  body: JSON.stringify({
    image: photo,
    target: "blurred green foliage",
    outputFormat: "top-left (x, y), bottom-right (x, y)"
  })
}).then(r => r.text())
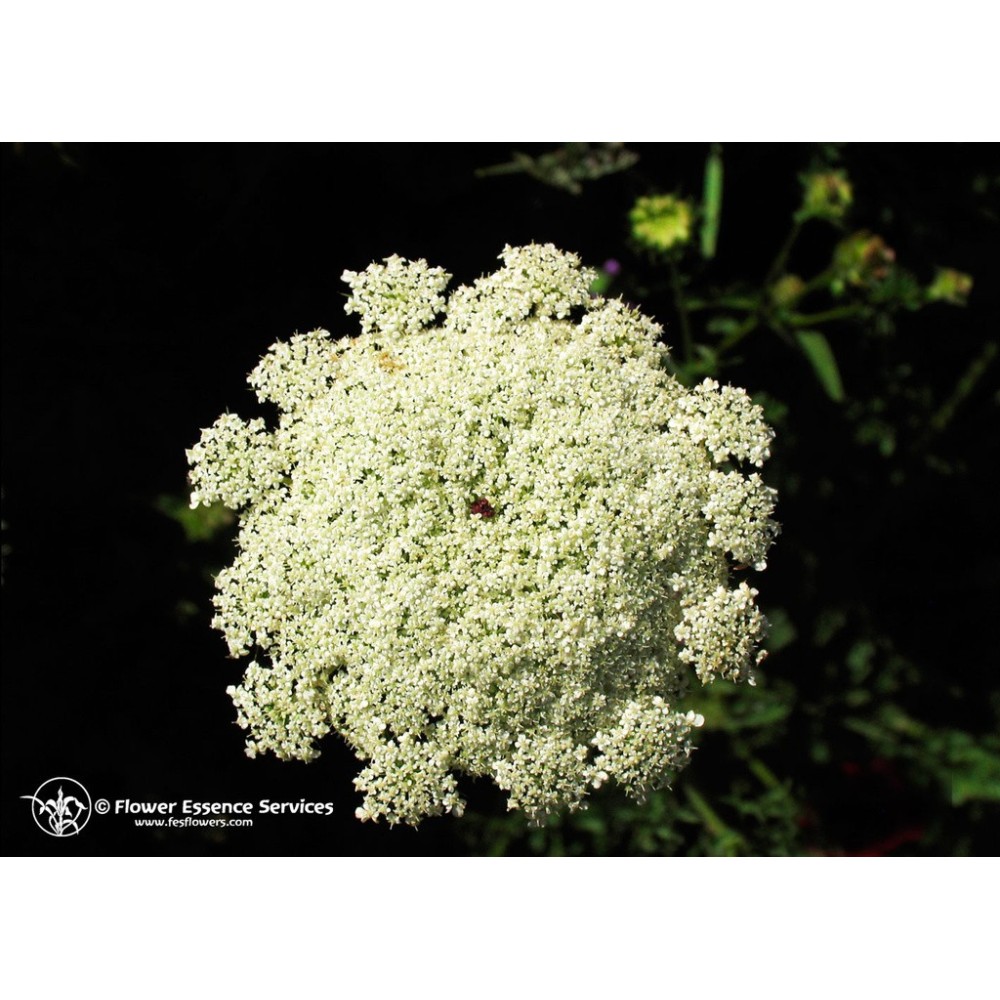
top-left (156, 494), bottom-right (234, 543)
top-left (475, 143), bottom-right (639, 195)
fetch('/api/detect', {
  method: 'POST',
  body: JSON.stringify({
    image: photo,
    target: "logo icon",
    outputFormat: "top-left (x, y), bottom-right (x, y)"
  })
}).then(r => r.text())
top-left (21, 777), bottom-right (92, 837)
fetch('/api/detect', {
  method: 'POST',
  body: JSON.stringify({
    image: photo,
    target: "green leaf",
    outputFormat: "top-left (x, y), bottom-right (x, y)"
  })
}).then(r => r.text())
top-left (155, 494), bottom-right (234, 542)
top-left (764, 606), bottom-right (797, 655)
top-left (706, 315), bottom-right (742, 337)
top-left (476, 144), bottom-right (639, 195)
top-left (795, 329), bottom-right (845, 402)
top-left (700, 144), bottom-right (723, 259)
top-left (588, 271), bottom-right (612, 296)
top-left (946, 738), bottom-right (1000, 806)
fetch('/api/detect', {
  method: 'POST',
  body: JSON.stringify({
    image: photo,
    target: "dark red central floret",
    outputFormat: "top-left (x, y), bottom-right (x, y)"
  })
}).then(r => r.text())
top-left (470, 497), bottom-right (496, 519)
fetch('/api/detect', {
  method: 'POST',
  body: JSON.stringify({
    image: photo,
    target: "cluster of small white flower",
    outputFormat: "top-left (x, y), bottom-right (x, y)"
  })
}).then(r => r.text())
top-left (188, 244), bottom-right (779, 825)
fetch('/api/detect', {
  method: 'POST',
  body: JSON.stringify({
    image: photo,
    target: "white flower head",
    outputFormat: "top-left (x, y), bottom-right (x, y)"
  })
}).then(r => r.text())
top-left (187, 244), bottom-right (779, 825)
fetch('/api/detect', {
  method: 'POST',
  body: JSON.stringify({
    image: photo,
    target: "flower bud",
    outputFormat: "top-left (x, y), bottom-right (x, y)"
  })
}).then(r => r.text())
top-left (832, 230), bottom-right (895, 289)
top-left (630, 194), bottom-right (694, 253)
top-left (926, 268), bottom-right (973, 305)
top-left (770, 274), bottom-right (807, 309)
top-left (797, 170), bottom-right (853, 223)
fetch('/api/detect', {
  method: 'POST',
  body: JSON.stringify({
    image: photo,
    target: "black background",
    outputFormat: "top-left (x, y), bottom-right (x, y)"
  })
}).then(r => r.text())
top-left (2, 143), bottom-right (997, 855)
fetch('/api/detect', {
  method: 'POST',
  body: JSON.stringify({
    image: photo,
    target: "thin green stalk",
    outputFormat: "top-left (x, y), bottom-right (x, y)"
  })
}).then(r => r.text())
top-left (930, 340), bottom-right (999, 432)
top-left (474, 161), bottom-right (527, 179)
top-left (789, 305), bottom-right (865, 327)
top-left (685, 295), bottom-right (759, 313)
top-left (800, 266), bottom-right (836, 296)
top-left (718, 315), bottom-right (760, 355)
top-left (746, 756), bottom-right (782, 789)
top-left (685, 784), bottom-right (747, 852)
top-left (765, 221), bottom-right (802, 286)
top-left (668, 258), bottom-right (694, 364)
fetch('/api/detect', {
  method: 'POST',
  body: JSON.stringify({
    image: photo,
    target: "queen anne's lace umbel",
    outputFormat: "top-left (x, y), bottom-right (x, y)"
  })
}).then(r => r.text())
top-left (187, 245), bottom-right (778, 825)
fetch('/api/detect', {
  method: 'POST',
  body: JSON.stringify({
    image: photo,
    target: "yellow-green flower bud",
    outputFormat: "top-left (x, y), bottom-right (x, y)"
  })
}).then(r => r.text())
top-left (770, 274), bottom-right (807, 309)
top-left (926, 268), bottom-right (973, 305)
top-left (833, 230), bottom-right (895, 289)
top-left (797, 170), bottom-right (853, 223)
top-left (630, 194), bottom-right (694, 253)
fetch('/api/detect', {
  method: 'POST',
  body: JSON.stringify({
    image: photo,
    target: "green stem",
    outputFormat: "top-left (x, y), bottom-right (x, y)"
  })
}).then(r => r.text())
top-left (930, 340), bottom-right (999, 432)
top-left (789, 305), bottom-right (865, 327)
top-left (668, 258), bottom-right (694, 364)
top-left (765, 221), bottom-right (802, 286)
top-left (685, 784), bottom-right (747, 851)
top-left (474, 161), bottom-right (526, 179)
top-left (718, 315), bottom-right (760, 355)
top-left (800, 266), bottom-right (837, 296)
top-left (686, 295), bottom-right (759, 313)
top-left (746, 756), bottom-right (782, 790)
